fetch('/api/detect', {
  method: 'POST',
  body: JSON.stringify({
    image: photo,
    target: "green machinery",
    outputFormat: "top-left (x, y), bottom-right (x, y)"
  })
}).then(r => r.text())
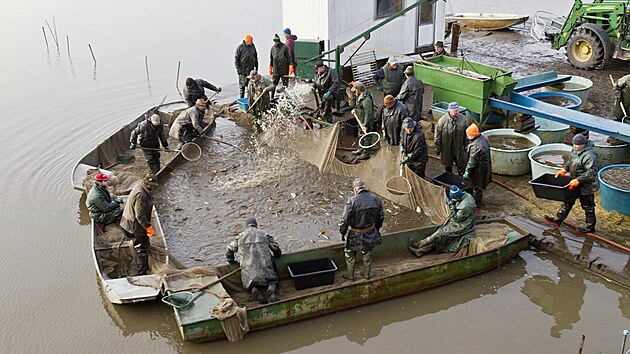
top-left (294, 39), bottom-right (324, 80)
top-left (551, 0), bottom-right (630, 69)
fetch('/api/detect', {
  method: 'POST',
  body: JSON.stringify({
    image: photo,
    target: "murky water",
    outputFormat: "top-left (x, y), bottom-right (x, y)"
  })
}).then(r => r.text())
top-left (533, 151), bottom-right (570, 168)
top-left (488, 135), bottom-right (537, 150)
top-left (601, 166), bottom-right (630, 191)
top-left (537, 95), bottom-right (578, 107)
top-left (1, 0), bottom-right (629, 352)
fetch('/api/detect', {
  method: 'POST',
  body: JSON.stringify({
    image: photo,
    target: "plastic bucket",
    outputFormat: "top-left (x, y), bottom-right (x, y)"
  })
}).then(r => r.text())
top-left (528, 143), bottom-right (572, 180)
top-left (237, 97), bottom-right (249, 112)
top-left (529, 92), bottom-right (581, 144)
top-left (542, 76), bottom-right (593, 110)
top-left (482, 128), bottom-right (542, 176)
top-left (589, 132), bottom-right (630, 168)
top-left (598, 164), bottom-right (630, 216)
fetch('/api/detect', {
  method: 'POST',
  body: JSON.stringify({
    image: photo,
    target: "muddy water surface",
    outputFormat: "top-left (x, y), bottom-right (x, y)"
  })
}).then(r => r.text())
top-left (488, 135), bottom-right (537, 150)
top-left (601, 166), bottom-right (630, 191)
top-left (533, 151), bottom-right (570, 168)
top-left (537, 95), bottom-right (579, 107)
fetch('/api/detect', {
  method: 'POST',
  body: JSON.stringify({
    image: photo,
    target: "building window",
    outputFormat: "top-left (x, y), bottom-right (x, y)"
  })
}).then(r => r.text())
top-left (375, 0), bottom-right (403, 19)
top-left (419, 1), bottom-right (433, 24)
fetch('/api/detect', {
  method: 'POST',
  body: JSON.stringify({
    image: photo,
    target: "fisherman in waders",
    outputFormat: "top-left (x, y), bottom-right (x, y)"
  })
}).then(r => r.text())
top-left (247, 70), bottom-right (275, 121)
top-left (235, 34), bottom-right (258, 99)
top-left (400, 117), bottom-right (429, 179)
top-left (120, 173), bottom-right (158, 276)
top-left (86, 173), bottom-right (123, 229)
top-left (435, 102), bottom-right (468, 175)
top-left (462, 123), bottom-right (491, 206)
top-left (312, 60), bottom-right (341, 122)
top-left (396, 66), bottom-right (424, 122)
top-left (169, 98), bottom-right (206, 145)
top-left (544, 133), bottom-right (599, 234)
top-left (339, 178), bottom-right (385, 280)
top-left (381, 94), bottom-right (409, 146)
top-left (350, 81), bottom-right (377, 161)
top-left (409, 185), bottom-right (476, 257)
top-left (613, 74), bottom-right (630, 122)
top-left (130, 114), bottom-right (170, 174)
top-left (226, 217), bottom-right (282, 304)
top-left (182, 77), bottom-right (221, 107)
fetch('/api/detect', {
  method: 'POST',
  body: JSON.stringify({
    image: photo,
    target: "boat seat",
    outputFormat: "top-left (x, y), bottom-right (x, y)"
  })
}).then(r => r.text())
top-left (94, 240), bottom-right (133, 251)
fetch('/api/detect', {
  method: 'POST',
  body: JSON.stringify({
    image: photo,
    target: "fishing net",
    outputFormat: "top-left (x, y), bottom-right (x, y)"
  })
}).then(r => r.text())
top-left (210, 291), bottom-right (249, 342)
top-left (179, 142), bottom-right (202, 162)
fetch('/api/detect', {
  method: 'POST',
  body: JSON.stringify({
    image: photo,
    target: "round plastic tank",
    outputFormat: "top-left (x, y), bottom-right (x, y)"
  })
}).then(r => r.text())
top-left (589, 132), bottom-right (630, 168)
top-left (528, 143), bottom-right (573, 180)
top-left (542, 76), bottom-right (593, 110)
top-left (529, 92), bottom-right (581, 144)
top-left (598, 164), bottom-right (630, 216)
top-left (482, 129), bottom-right (542, 176)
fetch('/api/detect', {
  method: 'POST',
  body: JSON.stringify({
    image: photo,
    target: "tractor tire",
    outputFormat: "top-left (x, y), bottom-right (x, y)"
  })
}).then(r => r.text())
top-left (566, 23), bottom-right (611, 70)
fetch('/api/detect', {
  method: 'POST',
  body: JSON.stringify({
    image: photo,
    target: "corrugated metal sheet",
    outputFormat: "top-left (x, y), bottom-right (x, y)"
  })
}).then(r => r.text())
top-left (282, 0), bottom-right (329, 40)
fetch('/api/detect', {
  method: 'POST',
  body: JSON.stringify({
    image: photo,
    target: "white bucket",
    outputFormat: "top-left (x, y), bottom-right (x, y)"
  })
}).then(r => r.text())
top-left (482, 129), bottom-right (542, 176)
top-left (542, 76), bottom-right (593, 111)
top-left (528, 143), bottom-right (573, 180)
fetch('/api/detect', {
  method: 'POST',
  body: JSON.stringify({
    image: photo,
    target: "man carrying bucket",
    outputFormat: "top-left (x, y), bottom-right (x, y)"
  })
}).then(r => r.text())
top-left (339, 178), bottom-right (385, 280)
top-left (462, 123), bottom-right (491, 206)
top-left (544, 133), bottom-right (599, 234)
top-left (400, 118), bottom-right (428, 178)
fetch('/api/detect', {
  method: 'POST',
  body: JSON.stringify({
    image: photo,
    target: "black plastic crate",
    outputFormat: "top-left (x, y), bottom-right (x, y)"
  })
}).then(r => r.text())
top-left (344, 118), bottom-right (359, 137)
top-left (432, 172), bottom-right (471, 192)
top-left (287, 258), bottom-right (338, 290)
top-left (529, 173), bottom-right (579, 202)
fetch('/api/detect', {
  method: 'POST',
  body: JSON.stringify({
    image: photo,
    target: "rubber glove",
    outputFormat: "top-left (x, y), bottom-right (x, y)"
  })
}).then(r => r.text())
top-left (216, 87), bottom-right (222, 93)
top-left (568, 179), bottom-right (580, 190)
top-left (400, 156), bottom-right (410, 165)
top-left (382, 129), bottom-right (387, 140)
top-left (375, 82), bottom-right (383, 92)
top-left (114, 197), bottom-right (124, 204)
top-left (399, 145), bottom-right (405, 153)
top-left (322, 92), bottom-right (332, 101)
top-left (199, 130), bottom-right (206, 138)
top-left (146, 225), bottom-right (155, 238)
top-left (311, 85), bottom-right (317, 93)
top-left (435, 147), bottom-right (442, 156)
top-left (462, 171), bottom-right (470, 180)
top-left (555, 168), bottom-right (567, 178)
top-left (289, 64), bottom-right (294, 75)
top-left (269, 66), bottom-right (273, 75)
top-left (130, 142), bottom-right (136, 150)
top-left (163, 146), bottom-right (170, 153)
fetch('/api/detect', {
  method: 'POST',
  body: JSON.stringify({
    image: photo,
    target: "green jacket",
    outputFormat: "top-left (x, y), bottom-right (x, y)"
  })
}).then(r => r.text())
top-left (431, 193), bottom-right (476, 253)
top-left (613, 74), bottom-right (630, 120)
top-left (86, 185), bottom-right (120, 224)
top-left (355, 90), bottom-right (375, 130)
top-left (564, 140), bottom-right (599, 195)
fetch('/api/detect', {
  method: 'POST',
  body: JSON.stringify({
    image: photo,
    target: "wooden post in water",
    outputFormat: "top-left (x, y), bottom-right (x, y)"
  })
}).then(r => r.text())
top-left (42, 26), bottom-right (49, 51)
top-left (577, 334), bottom-right (585, 354)
top-left (145, 55), bottom-right (149, 77)
top-left (450, 23), bottom-right (461, 55)
top-left (176, 61), bottom-right (181, 90)
top-left (88, 44), bottom-right (97, 65)
top-left (45, 20), bottom-right (59, 51)
top-left (66, 35), bottom-right (71, 58)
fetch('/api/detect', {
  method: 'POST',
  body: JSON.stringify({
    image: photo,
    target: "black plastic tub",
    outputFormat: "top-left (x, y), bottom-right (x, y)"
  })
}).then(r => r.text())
top-left (345, 118), bottom-right (359, 137)
top-left (287, 258), bottom-right (338, 290)
top-left (432, 172), bottom-right (471, 192)
top-left (529, 173), bottom-right (579, 202)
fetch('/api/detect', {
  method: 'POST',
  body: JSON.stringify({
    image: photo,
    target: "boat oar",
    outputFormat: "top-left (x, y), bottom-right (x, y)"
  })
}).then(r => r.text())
top-left (203, 136), bottom-right (245, 152)
top-left (609, 74), bottom-right (628, 117)
top-left (162, 267), bottom-right (242, 310)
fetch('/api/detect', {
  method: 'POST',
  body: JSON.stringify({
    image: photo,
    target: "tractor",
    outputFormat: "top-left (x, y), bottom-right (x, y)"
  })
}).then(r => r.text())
top-left (550, 0), bottom-right (630, 69)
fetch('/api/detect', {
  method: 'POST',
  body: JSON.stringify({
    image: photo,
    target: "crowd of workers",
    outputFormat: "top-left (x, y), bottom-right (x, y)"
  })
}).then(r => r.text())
top-left (84, 33), bottom-right (612, 303)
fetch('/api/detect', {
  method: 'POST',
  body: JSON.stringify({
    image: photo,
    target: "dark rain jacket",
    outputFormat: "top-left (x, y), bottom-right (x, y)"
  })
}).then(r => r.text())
top-left (86, 185), bottom-right (120, 224)
top-left (382, 100), bottom-right (409, 146)
top-left (396, 76), bottom-right (424, 121)
top-left (613, 74), bottom-right (630, 120)
top-left (183, 79), bottom-right (219, 107)
top-left (313, 66), bottom-right (341, 97)
top-left (564, 141), bottom-right (599, 195)
top-left (340, 189), bottom-right (385, 253)
top-left (169, 106), bottom-right (204, 140)
top-left (130, 119), bottom-right (168, 149)
top-left (435, 112), bottom-right (469, 167)
top-left (227, 226), bottom-right (281, 289)
top-left (355, 90), bottom-right (375, 131)
top-left (120, 183), bottom-right (153, 237)
top-left (373, 64), bottom-right (405, 96)
top-left (234, 42), bottom-right (258, 76)
top-left (432, 193), bottom-right (476, 253)
top-left (465, 134), bottom-right (492, 190)
top-left (400, 126), bottom-right (428, 164)
top-left (270, 42), bottom-right (293, 76)
top-left (285, 34), bottom-right (297, 64)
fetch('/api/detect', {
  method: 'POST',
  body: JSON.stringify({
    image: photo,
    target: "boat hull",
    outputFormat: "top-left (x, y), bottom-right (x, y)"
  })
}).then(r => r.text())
top-left (446, 13), bottom-right (529, 31)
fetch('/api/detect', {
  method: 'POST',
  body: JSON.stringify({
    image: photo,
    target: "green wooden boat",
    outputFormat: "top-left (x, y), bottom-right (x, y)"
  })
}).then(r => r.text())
top-left (167, 217), bottom-right (530, 342)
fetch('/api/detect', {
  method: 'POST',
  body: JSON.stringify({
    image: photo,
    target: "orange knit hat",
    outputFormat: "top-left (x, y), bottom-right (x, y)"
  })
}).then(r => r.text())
top-left (466, 123), bottom-right (480, 137)
top-left (245, 34), bottom-right (253, 43)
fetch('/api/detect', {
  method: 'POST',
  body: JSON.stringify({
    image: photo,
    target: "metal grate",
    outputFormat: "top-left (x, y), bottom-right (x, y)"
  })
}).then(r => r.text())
top-left (350, 51), bottom-right (378, 87)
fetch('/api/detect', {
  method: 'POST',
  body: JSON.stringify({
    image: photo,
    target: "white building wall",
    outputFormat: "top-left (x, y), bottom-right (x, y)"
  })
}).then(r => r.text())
top-left (282, 0), bottom-right (329, 40)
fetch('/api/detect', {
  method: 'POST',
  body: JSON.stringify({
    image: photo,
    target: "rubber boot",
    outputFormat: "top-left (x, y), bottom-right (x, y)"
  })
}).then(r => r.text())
top-left (239, 86), bottom-right (245, 99)
top-left (343, 252), bottom-right (356, 281)
top-left (544, 203), bottom-right (571, 227)
top-left (409, 236), bottom-right (434, 257)
top-left (267, 283), bottom-right (279, 302)
top-left (136, 247), bottom-right (149, 276)
top-left (472, 188), bottom-right (483, 207)
top-left (577, 209), bottom-right (596, 234)
top-left (445, 166), bottom-right (453, 173)
top-left (251, 287), bottom-right (267, 304)
top-left (362, 250), bottom-right (373, 279)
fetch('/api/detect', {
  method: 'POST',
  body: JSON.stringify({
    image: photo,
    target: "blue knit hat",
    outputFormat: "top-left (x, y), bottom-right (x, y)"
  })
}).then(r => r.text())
top-left (283, 28), bottom-right (291, 35)
top-left (448, 102), bottom-right (459, 110)
top-left (450, 185), bottom-right (463, 200)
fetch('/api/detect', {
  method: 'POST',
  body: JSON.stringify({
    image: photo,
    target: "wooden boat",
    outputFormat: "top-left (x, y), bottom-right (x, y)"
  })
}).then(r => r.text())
top-left (446, 13), bottom-right (529, 31)
top-left (92, 206), bottom-right (167, 304)
top-left (71, 99), bottom-right (218, 194)
top-left (166, 217), bottom-right (530, 342)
